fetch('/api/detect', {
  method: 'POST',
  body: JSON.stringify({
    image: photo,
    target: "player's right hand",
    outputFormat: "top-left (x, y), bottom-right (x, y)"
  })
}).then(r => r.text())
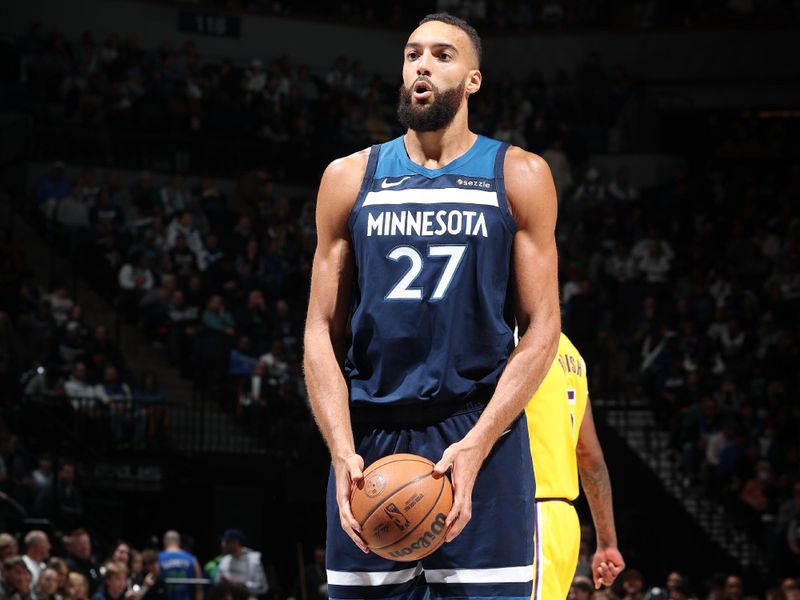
top-left (592, 546), bottom-right (625, 588)
top-left (334, 453), bottom-right (368, 553)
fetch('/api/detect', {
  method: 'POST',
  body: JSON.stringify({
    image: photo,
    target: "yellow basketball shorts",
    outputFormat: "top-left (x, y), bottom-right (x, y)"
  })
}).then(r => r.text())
top-left (531, 499), bottom-right (580, 600)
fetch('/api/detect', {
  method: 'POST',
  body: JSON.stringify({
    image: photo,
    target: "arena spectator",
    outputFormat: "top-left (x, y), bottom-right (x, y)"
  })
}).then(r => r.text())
top-left (64, 573), bottom-right (88, 600)
top-left (35, 567), bottom-right (61, 600)
top-left (106, 541), bottom-right (131, 568)
top-left (161, 290), bottom-right (198, 366)
top-left (571, 167), bottom-right (606, 212)
top-left (242, 59), bottom-right (266, 101)
top-left (157, 531), bottom-right (201, 600)
top-left (85, 326), bottom-right (124, 372)
top-left (257, 342), bottom-right (288, 386)
top-left (723, 575), bottom-right (759, 600)
top-left (160, 176), bottom-right (192, 218)
top-left (137, 550), bottom-right (166, 600)
top-left (217, 530), bottom-right (267, 600)
top-left (88, 191), bottom-right (124, 237)
top-left (621, 570), bottom-right (645, 600)
top-left (23, 361), bottom-right (66, 398)
top-left (53, 183), bottom-right (90, 232)
top-left (234, 291), bottom-right (270, 351)
top-left (90, 562), bottom-right (127, 600)
top-left (169, 236), bottom-right (197, 279)
top-left (30, 457), bottom-right (54, 509)
top-left (94, 365), bottom-right (129, 408)
top-left (56, 321), bottom-right (86, 367)
top-left (570, 575), bottom-right (594, 600)
top-left (0, 535), bottom-right (18, 561)
top-left (64, 362), bottom-right (97, 409)
top-left (21, 531), bottom-right (50, 585)
top-left (46, 287), bottom-right (73, 328)
top-left (46, 559), bottom-right (68, 597)
top-left (201, 296), bottom-right (235, 337)
top-left (228, 336), bottom-right (257, 378)
top-left (233, 241), bottom-right (263, 289)
top-left (1, 555), bottom-right (35, 600)
top-left (166, 213), bottom-right (203, 258)
top-left (64, 530), bottom-right (99, 594)
top-left (235, 359), bottom-right (269, 426)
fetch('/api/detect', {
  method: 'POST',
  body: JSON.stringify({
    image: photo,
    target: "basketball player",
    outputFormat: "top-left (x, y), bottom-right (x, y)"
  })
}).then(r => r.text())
top-left (524, 333), bottom-right (625, 600)
top-left (304, 13), bottom-right (560, 600)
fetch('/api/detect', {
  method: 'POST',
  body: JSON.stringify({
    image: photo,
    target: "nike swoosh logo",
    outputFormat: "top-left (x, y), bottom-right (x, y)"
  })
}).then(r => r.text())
top-left (381, 176), bottom-right (411, 189)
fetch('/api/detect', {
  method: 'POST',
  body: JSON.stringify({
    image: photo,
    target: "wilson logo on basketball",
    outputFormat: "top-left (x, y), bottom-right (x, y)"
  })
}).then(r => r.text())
top-left (364, 474), bottom-right (387, 498)
top-left (383, 502), bottom-right (412, 530)
top-left (388, 512), bottom-right (447, 558)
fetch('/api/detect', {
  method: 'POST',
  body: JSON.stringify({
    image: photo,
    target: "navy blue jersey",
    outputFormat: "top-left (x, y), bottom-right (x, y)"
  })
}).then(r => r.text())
top-left (346, 135), bottom-right (516, 406)
top-left (157, 550), bottom-right (198, 600)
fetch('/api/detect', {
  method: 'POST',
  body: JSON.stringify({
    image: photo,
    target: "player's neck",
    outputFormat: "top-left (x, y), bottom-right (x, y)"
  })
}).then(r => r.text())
top-left (404, 112), bottom-right (475, 171)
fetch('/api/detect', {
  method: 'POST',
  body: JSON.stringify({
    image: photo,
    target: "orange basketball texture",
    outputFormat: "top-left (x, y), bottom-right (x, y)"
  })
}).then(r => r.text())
top-left (350, 453), bottom-right (454, 561)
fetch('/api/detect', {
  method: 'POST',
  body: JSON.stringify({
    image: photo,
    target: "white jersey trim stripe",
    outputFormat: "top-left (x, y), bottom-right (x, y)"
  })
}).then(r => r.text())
top-left (327, 563), bottom-right (534, 587)
top-left (327, 563), bottom-right (423, 586)
top-left (423, 564), bottom-right (535, 584)
top-left (364, 188), bottom-right (499, 207)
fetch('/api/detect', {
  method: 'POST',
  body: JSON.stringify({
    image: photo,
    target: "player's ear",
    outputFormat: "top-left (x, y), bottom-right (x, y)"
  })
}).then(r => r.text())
top-left (465, 69), bottom-right (481, 96)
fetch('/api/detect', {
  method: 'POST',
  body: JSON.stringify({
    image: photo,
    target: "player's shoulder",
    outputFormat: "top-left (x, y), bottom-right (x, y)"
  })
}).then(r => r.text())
top-left (322, 147), bottom-right (372, 187)
top-left (503, 146), bottom-right (553, 182)
top-left (317, 147), bottom-right (372, 219)
top-left (502, 146), bottom-right (556, 224)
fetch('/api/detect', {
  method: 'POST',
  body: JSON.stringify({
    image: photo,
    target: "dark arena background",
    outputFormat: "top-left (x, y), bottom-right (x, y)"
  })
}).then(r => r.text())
top-left (0, 1), bottom-right (799, 599)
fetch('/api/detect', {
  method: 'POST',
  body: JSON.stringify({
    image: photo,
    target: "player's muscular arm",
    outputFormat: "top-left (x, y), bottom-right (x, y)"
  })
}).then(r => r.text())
top-left (577, 399), bottom-right (625, 588)
top-left (303, 149), bottom-right (369, 552)
top-left (434, 148), bottom-right (561, 541)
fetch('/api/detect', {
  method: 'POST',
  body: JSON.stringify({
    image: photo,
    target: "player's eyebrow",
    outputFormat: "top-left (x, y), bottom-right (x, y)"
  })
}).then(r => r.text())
top-left (404, 42), bottom-right (460, 55)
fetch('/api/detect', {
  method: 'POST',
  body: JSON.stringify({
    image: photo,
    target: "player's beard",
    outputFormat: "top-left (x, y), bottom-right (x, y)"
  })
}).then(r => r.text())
top-left (397, 79), bottom-right (466, 132)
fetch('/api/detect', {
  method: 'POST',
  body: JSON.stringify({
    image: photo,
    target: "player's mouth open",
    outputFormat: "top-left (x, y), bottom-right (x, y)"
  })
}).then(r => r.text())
top-left (413, 81), bottom-right (432, 101)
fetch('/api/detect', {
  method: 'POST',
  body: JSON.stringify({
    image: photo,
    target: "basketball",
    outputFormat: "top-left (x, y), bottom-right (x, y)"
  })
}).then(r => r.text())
top-left (350, 453), bottom-right (453, 561)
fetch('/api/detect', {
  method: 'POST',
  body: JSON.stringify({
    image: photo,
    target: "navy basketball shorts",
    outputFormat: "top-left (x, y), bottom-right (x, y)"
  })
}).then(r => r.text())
top-left (326, 401), bottom-right (536, 600)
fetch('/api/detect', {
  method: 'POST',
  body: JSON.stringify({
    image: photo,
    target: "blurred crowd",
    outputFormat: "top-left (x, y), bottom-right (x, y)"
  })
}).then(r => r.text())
top-left (13, 20), bottom-right (662, 179)
top-left (551, 122), bottom-right (799, 574)
top-left (32, 160), bottom-right (315, 452)
top-left (0, 526), bottom-right (293, 600)
top-left (164, 0), bottom-right (800, 29)
top-left (0, 229), bottom-right (167, 453)
top-left (569, 568), bottom-right (800, 600)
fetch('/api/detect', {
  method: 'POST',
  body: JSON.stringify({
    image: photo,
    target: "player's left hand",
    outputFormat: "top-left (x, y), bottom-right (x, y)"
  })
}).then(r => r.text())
top-left (592, 546), bottom-right (625, 588)
top-left (433, 437), bottom-right (489, 543)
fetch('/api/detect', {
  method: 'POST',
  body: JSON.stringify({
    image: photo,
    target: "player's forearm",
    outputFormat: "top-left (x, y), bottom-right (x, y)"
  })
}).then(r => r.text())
top-left (468, 316), bottom-right (560, 451)
top-left (303, 327), bottom-right (355, 460)
top-left (578, 457), bottom-right (618, 548)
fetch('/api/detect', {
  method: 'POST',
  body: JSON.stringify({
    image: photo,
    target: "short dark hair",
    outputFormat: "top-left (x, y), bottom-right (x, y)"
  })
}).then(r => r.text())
top-left (418, 13), bottom-right (482, 67)
top-left (3, 556), bottom-right (27, 572)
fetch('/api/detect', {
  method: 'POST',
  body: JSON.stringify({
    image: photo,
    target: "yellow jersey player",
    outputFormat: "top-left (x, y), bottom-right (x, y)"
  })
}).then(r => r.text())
top-left (524, 333), bottom-right (625, 599)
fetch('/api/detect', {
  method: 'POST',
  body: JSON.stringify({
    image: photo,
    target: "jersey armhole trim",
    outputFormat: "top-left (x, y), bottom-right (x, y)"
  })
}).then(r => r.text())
top-left (347, 144), bottom-right (381, 233)
top-left (493, 142), bottom-right (517, 235)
